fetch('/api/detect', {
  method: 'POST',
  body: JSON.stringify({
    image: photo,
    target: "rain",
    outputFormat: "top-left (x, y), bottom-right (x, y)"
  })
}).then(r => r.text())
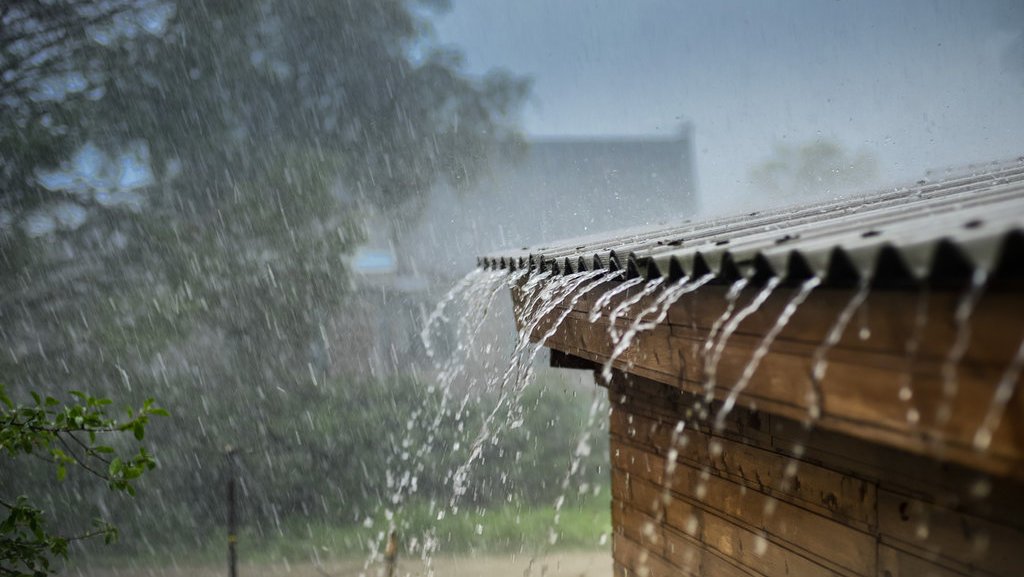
top-left (2, 2), bottom-right (1024, 577)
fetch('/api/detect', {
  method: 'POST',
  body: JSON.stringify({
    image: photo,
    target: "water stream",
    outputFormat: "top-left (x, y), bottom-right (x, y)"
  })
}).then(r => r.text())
top-left (452, 269), bottom-right (612, 505)
top-left (898, 287), bottom-right (931, 429)
top-left (389, 259), bottom-right (1016, 575)
top-left (607, 277), bottom-right (666, 343)
top-left (600, 274), bottom-right (715, 383)
top-left (589, 277), bottom-right (646, 323)
top-left (704, 277), bottom-right (781, 409)
top-left (364, 268), bottom-right (512, 575)
top-left (807, 277), bottom-right (871, 424)
top-left (973, 334), bottom-right (1024, 451)
top-left (696, 278), bottom-right (749, 414)
top-left (936, 268), bottom-right (989, 428)
top-left (714, 276), bottom-right (820, 430)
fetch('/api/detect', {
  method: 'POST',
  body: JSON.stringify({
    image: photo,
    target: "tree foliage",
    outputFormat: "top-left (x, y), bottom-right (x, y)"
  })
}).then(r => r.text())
top-left (0, 385), bottom-right (166, 576)
top-left (0, 0), bottom-right (535, 562)
top-left (748, 138), bottom-right (878, 200)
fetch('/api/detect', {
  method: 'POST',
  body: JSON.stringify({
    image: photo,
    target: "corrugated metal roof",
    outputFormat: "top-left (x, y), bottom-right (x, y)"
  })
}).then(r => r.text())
top-left (478, 158), bottom-right (1024, 287)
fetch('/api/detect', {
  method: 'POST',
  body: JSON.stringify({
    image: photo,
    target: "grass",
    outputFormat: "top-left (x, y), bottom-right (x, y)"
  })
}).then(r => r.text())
top-left (243, 494), bottom-right (611, 563)
top-left (74, 495), bottom-right (611, 571)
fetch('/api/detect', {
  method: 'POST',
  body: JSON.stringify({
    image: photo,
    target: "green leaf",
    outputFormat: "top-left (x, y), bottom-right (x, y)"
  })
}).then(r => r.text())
top-left (133, 422), bottom-right (145, 440)
top-left (56, 463), bottom-right (67, 481)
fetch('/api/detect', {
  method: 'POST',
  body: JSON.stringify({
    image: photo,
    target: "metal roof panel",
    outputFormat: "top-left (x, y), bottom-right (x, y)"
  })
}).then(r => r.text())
top-left (479, 159), bottom-right (1024, 287)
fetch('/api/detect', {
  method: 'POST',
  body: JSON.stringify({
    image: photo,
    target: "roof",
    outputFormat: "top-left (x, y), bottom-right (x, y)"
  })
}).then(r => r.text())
top-left (479, 158), bottom-right (1024, 288)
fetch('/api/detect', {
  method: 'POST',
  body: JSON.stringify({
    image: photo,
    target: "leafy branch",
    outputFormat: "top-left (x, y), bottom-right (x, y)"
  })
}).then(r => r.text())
top-left (0, 385), bottom-right (167, 576)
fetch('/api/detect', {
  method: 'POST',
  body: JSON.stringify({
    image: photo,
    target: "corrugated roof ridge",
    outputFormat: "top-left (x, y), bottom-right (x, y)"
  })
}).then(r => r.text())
top-left (478, 159), bottom-right (1024, 287)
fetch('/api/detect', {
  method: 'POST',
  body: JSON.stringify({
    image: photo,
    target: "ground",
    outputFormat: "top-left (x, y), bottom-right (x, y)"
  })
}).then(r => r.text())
top-left (67, 551), bottom-right (610, 577)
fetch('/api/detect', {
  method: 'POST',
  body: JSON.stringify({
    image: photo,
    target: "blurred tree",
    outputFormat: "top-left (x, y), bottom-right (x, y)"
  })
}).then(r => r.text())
top-left (0, 0), bottom-right (531, 549)
top-left (748, 138), bottom-right (878, 200)
top-left (0, 385), bottom-right (166, 575)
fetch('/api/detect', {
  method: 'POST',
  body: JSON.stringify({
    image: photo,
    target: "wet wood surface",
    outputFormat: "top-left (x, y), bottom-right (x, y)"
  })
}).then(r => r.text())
top-left (517, 277), bottom-right (1024, 479)
top-left (607, 373), bottom-right (1024, 577)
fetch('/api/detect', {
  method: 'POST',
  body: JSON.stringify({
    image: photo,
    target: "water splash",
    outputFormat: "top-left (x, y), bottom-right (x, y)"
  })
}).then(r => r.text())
top-left (420, 267), bottom-right (487, 359)
top-left (546, 389), bottom-right (609, 550)
top-left (714, 276), bottom-right (820, 430)
top-left (513, 269), bottom-right (621, 389)
top-left (364, 267), bottom-right (512, 574)
top-left (807, 277), bottom-right (871, 424)
top-left (698, 279), bottom-right (749, 409)
top-left (973, 335), bottom-right (1024, 451)
top-left (589, 276), bottom-right (646, 323)
top-left (601, 274), bottom-right (715, 383)
top-left (898, 288), bottom-right (931, 428)
top-left (607, 277), bottom-right (666, 342)
top-left (452, 268), bottom-right (614, 505)
top-left (704, 278), bottom-right (780, 404)
top-left (936, 268), bottom-right (988, 428)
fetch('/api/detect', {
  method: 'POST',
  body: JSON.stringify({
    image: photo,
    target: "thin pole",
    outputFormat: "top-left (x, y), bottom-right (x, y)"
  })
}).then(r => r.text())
top-left (384, 530), bottom-right (398, 577)
top-left (227, 447), bottom-right (238, 577)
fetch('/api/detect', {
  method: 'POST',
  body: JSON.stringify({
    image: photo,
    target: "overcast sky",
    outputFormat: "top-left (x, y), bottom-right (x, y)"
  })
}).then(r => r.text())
top-left (433, 0), bottom-right (1024, 216)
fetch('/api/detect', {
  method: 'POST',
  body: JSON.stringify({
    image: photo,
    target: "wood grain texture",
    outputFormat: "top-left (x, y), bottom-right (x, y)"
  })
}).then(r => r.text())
top-left (517, 277), bottom-right (1024, 479)
top-left (605, 373), bottom-right (1024, 577)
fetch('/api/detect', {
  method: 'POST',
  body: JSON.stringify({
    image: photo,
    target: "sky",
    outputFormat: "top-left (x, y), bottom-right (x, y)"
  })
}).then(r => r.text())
top-left (433, 0), bottom-right (1024, 216)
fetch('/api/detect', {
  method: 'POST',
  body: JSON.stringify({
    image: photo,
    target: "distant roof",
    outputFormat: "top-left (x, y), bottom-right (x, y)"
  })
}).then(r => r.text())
top-left (402, 130), bottom-right (698, 277)
top-left (479, 158), bottom-right (1024, 288)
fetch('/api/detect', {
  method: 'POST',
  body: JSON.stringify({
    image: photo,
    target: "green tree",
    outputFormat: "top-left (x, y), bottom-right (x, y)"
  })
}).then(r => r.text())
top-left (0, 385), bottom-right (166, 576)
top-left (748, 138), bottom-right (878, 200)
top-left (0, 0), bottom-right (530, 552)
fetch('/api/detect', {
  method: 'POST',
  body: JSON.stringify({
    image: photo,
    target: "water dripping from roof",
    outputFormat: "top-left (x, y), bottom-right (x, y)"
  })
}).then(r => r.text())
top-left (589, 276), bottom-right (646, 323)
top-left (897, 287), bottom-right (931, 428)
top-left (936, 268), bottom-right (988, 428)
top-left (807, 277), bottom-right (871, 425)
top-left (601, 273), bottom-right (715, 384)
top-left (714, 276), bottom-right (820, 431)
top-left (973, 335), bottom-right (1024, 451)
top-left (704, 278), bottom-right (781, 410)
top-left (697, 278), bottom-right (749, 413)
top-left (607, 277), bottom-right (665, 343)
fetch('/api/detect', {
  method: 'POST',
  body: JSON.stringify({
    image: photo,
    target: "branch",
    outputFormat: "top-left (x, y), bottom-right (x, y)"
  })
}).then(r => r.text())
top-left (55, 434), bottom-right (108, 482)
top-left (66, 431), bottom-right (112, 465)
top-left (66, 527), bottom-right (109, 543)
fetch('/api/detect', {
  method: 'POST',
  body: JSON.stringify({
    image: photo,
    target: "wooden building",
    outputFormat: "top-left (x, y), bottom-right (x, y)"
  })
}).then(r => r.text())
top-left (480, 160), bottom-right (1024, 576)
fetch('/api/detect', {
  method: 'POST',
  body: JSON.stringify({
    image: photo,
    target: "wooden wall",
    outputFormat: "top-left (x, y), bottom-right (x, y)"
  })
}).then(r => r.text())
top-left (523, 280), bottom-right (1024, 480)
top-left (604, 370), bottom-right (1024, 577)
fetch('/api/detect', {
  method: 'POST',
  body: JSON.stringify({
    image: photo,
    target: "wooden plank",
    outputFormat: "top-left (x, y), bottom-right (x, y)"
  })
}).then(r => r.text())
top-left (533, 304), bottom-right (1024, 479)
top-left (547, 280), bottom-right (1024, 366)
top-left (877, 490), bottom-right (1024, 577)
top-left (613, 490), bottom-right (665, 555)
top-left (695, 509), bottom-right (839, 577)
top-left (616, 501), bottom-right (765, 577)
top-left (877, 544), bottom-right (971, 577)
top-left (611, 466), bottom-right (632, 503)
top-left (613, 450), bottom-right (877, 577)
top-left (613, 532), bottom-right (689, 577)
top-left (662, 525), bottom-right (704, 575)
top-left (768, 411), bottom-right (1024, 533)
top-left (612, 408), bottom-right (877, 531)
top-left (621, 469), bottom-right (864, 577)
